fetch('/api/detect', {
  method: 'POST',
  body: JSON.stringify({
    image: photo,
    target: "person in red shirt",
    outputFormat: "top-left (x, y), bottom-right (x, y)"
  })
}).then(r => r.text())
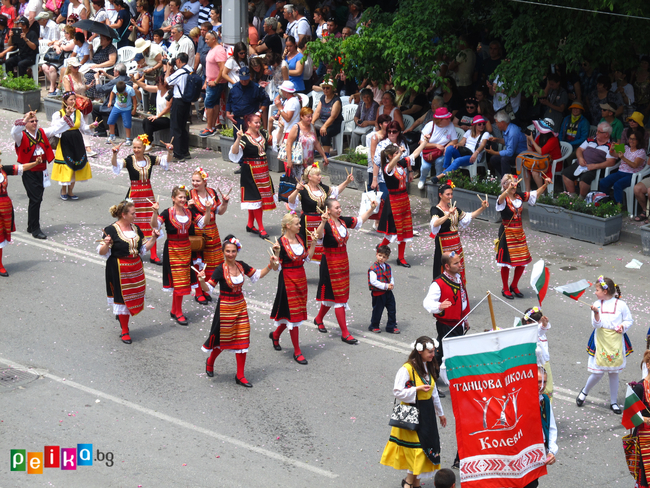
top-left (521, 118), bottom-right (562, 193)
top-left (0, 0), bottom-right (16, 30)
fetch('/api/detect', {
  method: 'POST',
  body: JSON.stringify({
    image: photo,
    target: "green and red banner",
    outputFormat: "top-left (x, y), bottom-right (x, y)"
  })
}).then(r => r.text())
top-left (622, 385), bottom-right (645, 430)
top-left (443, 325), bottom-right (547, 488)
top-left (554, 279), bottom-right (591, 300)
top-left (529, 260), bottom-right (550, 305)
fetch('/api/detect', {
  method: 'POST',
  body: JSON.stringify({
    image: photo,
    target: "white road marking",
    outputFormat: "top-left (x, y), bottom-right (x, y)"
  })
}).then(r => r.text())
top-left (0, 356), bottom-right (338, 479)
top-left (553, 385), bottom-right (608, 405)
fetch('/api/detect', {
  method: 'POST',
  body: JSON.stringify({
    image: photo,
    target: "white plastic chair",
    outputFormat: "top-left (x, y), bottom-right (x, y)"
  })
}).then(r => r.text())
top-left (402, 114), bottom-right (414, 132)
top-left (455, 126), bottom-right (465, 141)
top-left (342, 103), bottom-right (359, 145)
top-left (623, 165), bottom-right (650, 214)
top-left (589, 161), bottom-right (620, 191)
top-left (39, 40), bottom-right (50, 55)
top-left (332, 104), bottom-right (357, 155)
top-left (547, 141), bottom-right (573, 194)
top-left (117, 46), bottom-right (136, 64)
top-left (588, 125), bottom-right (598, 139)
top-left (297, 92), bottom-right (309, 108)
top-left (308, 90), bottom-right (322, 109)
top-left (91, 36), bottom-right (101, 55)
top-left (339, 95), bottom-right (350, 106)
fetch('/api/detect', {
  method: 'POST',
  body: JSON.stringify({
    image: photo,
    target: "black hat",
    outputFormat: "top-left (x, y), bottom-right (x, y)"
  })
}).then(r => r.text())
top-left (16, 16), bottom-right (29, 25)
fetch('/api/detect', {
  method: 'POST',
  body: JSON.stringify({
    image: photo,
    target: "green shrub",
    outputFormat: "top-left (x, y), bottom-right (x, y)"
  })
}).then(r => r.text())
top-left (537, 192), bottom-right (623, 218)
top-left (335, 149), bottom-right (368, 166)
top-left (0, 72), bottom-right (39, 91)
top-left (219, 127), bottom-right (234, 138)
top-left (446, 170), bottom-right (502, 196)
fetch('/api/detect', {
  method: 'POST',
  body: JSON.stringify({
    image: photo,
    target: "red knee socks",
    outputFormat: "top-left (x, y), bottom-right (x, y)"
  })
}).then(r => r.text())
top-left (379, 238), bottom-right (390, 247)
top-left (150, 241), bottom-right (158, 261)
top-left (335, 307), bottom-right (353, 339)
top-left (236, 352), bottom-right (248, 381)
top-left (274, 324), bottom-right (287, 340)
top-left (172, 293), bottom-right (184, 318)
top-left (315, 304), bottom-right (330, 327)
top-left (398, 242), bottom-right (406, 262)
top-left (118, 314), bottom-right (130, 340)
top-left (500, 267), bottom-right (511, 295)
top-left (289, 327), bottom-right (302, 357)
top-left (247, 210), bottom-right (255, 229)
top-left (511, 266), bottom-right (525, 293)
top-left (207, 348), bottom-right (222, 372)
top-left (0, 249), bottom-right (5, 273)
top-left (254, 208), bottom-right (265, 233)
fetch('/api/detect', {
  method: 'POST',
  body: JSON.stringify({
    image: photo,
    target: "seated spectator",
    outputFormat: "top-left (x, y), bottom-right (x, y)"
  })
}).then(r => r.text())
top-left (133, 37), bottom-right (164, 82)
top-left (325, 16), bottom-right (341, 38)
top-left (282, 35), bottom-right (304, 93)
top-left (42, 25), bottom-right (75, 95)
top-left (561, 121), bottom-right (616, 198)
top-left (587, 75), bottom-right (623, 123)
top-left (440, 76), bottom-right (464, 116)
top-left (521, 118), bottom-right (562, 193)
top-left (70, 31), bottom-right (90, 67)
top-left (599, 127), bottom-right (647, 204)
top-left (84, 34), bottom-right (118, 99)
top-left (152, 29), bottom-right (168, 53)
top-left (453, 97), bottom-right (479, 132)
top-left (559, 102), bottom-right (590, 160)
top-left (405, 96), bottom-right (442, 134)
top-left (375, 90), bottom-right (404, 131)
top-left (133, 72), bottom-right (172, 142)
top-left (341, 26), bottom-right (353, 39)
top-left (350, 88), bottom-right (379, 147)
top-left (486, 110), bottom-right (528, 177)
top-left (36, 12), bottom-right (59, 42)
top-left (619, 112), bottom-right (649, 148)
top-left (250, 17), bottom-right (282, 55)
top-left (0, 16), bottom-right (38, 77)
top-left (612, 68), bottom-right (635, 121)
top-left (399, 87), bottom-right (428, 121)
top-left (540, 72), bottom-right (567, 130)
top-left (477, 99), bottom-right (495, 129)
top-left (633, 175), bottom-right (650, 223)
top-left (312, 78), bottom-right (343, 156)
top-left (418, 107), bottom-right (458, 189)
top-left (598, 102), bottom-right (623, 142)
top-left (431, 114), bottom-right (492, 183)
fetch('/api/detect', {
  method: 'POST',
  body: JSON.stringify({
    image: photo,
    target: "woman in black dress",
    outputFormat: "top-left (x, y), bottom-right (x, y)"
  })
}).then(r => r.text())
top-left (99, 200), bottom-right (159, 343)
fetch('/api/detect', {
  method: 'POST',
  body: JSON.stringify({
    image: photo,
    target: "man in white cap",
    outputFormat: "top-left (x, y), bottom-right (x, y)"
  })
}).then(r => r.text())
top-left (36, 12), bottom-right (59, 42)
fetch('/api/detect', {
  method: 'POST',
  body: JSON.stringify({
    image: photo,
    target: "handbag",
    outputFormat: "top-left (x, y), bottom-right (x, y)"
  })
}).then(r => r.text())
top-left (388, 368), bottom-right (419, 431)
top-left (622, 433), bottom-right (641, 480)
top-left (457, 146), bottom-right (473, 157)
top-left (422, 146), bottom-right (443, 162)
top-left (189, 234), bottom-right (206, 252)
top-left (278, 126), bottom-right (303, 165)
top-left (43, 48), bottom-right (65, 65)
top-left (359, 190), bottom-right (382, 216)
top-left (278, 173), bottom-right (297, 203)
top-left (74, 93), bottom-right (93, 116)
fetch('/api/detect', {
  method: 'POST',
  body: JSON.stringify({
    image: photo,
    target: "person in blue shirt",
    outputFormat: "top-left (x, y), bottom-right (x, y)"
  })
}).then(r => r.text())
top-left (107, 80), bottom-right (138, 145)
top-left (225, 66), bottom-right (271, 131)
top-left (486, 110), bottom-right (528, 176)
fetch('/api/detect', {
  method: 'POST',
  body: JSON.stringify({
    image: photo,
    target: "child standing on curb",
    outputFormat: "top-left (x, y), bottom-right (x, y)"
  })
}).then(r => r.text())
top-left (107, 81), bottom-right (138, 146)
top-left (368, 245), bottom-right (399, 334)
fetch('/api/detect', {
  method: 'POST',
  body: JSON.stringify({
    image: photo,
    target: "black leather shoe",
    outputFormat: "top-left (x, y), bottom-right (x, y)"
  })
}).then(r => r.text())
top-left (341, 335), bottom-right (358, 345)
top-left (32, 230), bottom-right (47, 239)
top-left (149, 257), bottom-right (163, 265)
top-left (258, 231), bottom-right (270, 240)
top-left (246, 225), bottom-right (259, 234)
top-left (314, 319), bottom-right (327, 333)
top-left (437, 388), bottom-right (446, 398)
top-left (234, 167), bottom-right (241, 174)
top-left (205, 358), bottom-right (214, 377)
top-left (235, 376), bottom-right (253, 388)
top-left (294, 354), bottom-right (308, 365)
top-left (610, 402), bottom-right (622, 414)
top-left (576, 389), bottom-right (587, 407)
top-left (120, 333), bottom-right (132, 344)
top-left (396, 259), bottom-right (411, 268)
top-left (0, 269), bottom-right (8, 277)
top-left (501, 289), bottom-right (514, 300)
top-left (170, 312), bottom-right (188, 325)
top-left (269, 331), bottom-right (282, 351)
top-left (205, 294), bottom-right (212, 302)
top-left (510, 286), bottom-right (524, 298)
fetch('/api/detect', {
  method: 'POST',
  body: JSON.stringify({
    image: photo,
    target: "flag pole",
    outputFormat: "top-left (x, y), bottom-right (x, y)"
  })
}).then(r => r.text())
top-left (487, 291), bottom-right (497, 331)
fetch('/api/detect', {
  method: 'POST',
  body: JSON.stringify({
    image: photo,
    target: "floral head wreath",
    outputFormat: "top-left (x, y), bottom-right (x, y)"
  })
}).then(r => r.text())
top-left (446, 179), bottom-right (455, 189)
top-left (523, 306), bottom-right (540, 321)
top-left (411, 339), bottom-right (439, 352)
top-left (137, 134), bottom-right (151, 146)
top-left (597, 275), bottom-right (608, 290)
top-left (227, 237), bottom-right (242, 250)
top-left (194, 166), bottom-right (208, 180)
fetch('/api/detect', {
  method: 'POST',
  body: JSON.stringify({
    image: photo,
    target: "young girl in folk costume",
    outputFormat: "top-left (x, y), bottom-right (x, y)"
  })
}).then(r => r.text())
top-left (628, 351), bottom-right (650, 487)
top-left (269, 213), bottom-right (317, 365)
top-left (150, 186), bottom-right (201, 326)
top-left (50, 91), bottom-right (100, 201)
top-left (287, 163), bottom-right (353, 264)
top-left (430, 182), bottom-right (488, 285)
top-left (229, 113), bottom-right (276, 240)
top-left (189, 167), bottom-right (230, 304)
top-left (110, 134), bottom-right (173, 265)
top-left (380, 336), bottom-right (447, 487)
top-left (313, 197), bottom-right (378, 345)
top-left (576, 276), bottom-right (633, 414)
top-left (198, 235), bottom-right (279, 388)
top-left (0, 157), bottom-right (41, 276)
top-left (496, 173), bottom-right (551, 299)
top-left (377, 139), bottom-right (428, 268)
top-left (522, 306), bottom-right (554, 398)
top-left (98, 200), bottom-right (159, 344)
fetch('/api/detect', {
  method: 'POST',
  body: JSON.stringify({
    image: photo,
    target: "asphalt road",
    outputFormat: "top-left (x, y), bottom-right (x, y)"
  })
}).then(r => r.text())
top-left (0, 108), bottom-right (648, 487)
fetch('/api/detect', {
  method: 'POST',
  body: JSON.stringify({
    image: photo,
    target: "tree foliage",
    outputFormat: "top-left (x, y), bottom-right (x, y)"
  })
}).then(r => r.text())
top-left (306, 0), bottom-right (650, 99)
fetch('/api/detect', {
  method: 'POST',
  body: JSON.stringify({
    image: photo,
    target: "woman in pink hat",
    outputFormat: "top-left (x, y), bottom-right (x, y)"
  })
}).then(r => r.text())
top-left (521, 118), bottom-right (562, 193)
top-left (431, 115), bottom-right (492, 183)
top-left (418, 107), bottom-right (457, 189)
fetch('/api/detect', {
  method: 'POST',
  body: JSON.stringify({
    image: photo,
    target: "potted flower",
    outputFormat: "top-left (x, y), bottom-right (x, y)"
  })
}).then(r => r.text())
top-left (43, 94), bottom-right (62, 121)
top-left (641, 223), bottom-right (650, 256)
top-left (326, 148), bottom-right (368, 190)
top-left (532, 193), bottom-right (623, 245)
top-left (0, 73), bottom-right (41, 114)
top-left (437, 170), bottom-right (503, 222)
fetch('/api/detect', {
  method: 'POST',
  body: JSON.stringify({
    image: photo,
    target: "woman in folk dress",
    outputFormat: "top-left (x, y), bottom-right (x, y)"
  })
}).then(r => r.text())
top-left (576, 276), bottom-right (633, 414)
top-left (495, 173), bottom-right (551, 299)
top-left (111, 134), bottom-right (173, 265)
top-left (269, 213), bottom-right (317, 365)
top-left (189, 167), bottom-right (229, 304)
top-left (198, 235), bottom-right (278, 388)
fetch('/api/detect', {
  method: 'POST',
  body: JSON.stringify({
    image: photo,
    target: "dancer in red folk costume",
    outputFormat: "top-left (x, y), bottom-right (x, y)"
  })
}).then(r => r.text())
top-left (496, 173), bottom-right (551, 299)
top-left (269, 213), bottom-right (317, 365)
top-left (11, 110), bottom-right (57, 240)
top-left (98, 200), bottom-right (160, 344)
top-left (151, 186), bottom-right (200, 326)
top-left (110, 134), bottom-right (173, 265)
top-left (189, 166), bottom-right (229, 304)
top-left (313, 197), bottom-right (378, 345)
top-left (0, 156), bottom-right (41, 276)
top-left (198, 235), bottom-right (279, 387)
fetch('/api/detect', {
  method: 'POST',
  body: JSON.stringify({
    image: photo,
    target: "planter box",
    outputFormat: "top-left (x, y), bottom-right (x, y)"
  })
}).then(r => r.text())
top-left (324, 158), bottom-right (368, 191)
top-left (266, 149), bottom-right (282, 173)
top-left (528, 203), bottom-right (622, 245)
top-left (447, 187), bottom-right (502, 223)
top-left (641, 224), bottom-right (650, 256)
top-left (0, 87), bottom-right (41, 114)
top-left (218, 135), bottom-right (234, 162)
top-left (43, 96), bottom-right (62, 121)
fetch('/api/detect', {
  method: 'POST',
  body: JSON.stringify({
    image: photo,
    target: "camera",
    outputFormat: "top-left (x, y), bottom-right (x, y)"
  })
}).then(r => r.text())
top-left (11, 28), bottom-right (21, 36)
top-left (523, 127), bottom-right (533, 136)
top-left (162, 57), bottom-right (176, 66)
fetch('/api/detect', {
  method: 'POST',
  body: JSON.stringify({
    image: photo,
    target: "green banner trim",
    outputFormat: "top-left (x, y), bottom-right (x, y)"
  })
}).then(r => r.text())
top-left (445, 343), bottom-right (537, 380)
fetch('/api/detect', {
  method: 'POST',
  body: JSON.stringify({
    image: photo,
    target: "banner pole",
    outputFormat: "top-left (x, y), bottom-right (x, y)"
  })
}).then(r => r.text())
top-left (487, 291), bottom-right (497, 331)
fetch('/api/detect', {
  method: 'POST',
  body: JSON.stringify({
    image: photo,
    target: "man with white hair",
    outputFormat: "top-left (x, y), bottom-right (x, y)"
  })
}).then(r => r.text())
top-left (36, 12), bottom-right (59, 42)
top-left (485, 110), bottom-right (527, 176)
top-left (561, 121), bottom-right (617, 198)
top-left (250, 17), bottom-right (282, 55)
top-left (167, 24), bottom-right (195, 69)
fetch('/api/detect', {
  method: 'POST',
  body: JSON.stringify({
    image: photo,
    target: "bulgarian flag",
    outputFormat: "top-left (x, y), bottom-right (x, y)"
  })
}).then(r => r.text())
top-left (554, 280), bottom-right (591, 301)
top-left (622, 385), bottom-right (646, 430)
top-left (529, 260), bottom-right (550, 305)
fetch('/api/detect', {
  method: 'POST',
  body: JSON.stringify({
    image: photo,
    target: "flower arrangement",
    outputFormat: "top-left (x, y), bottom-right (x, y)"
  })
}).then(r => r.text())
top-left (536, 192), bottom-right (623, 218)
top-left (446, 170), bottom-right (502, 196)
